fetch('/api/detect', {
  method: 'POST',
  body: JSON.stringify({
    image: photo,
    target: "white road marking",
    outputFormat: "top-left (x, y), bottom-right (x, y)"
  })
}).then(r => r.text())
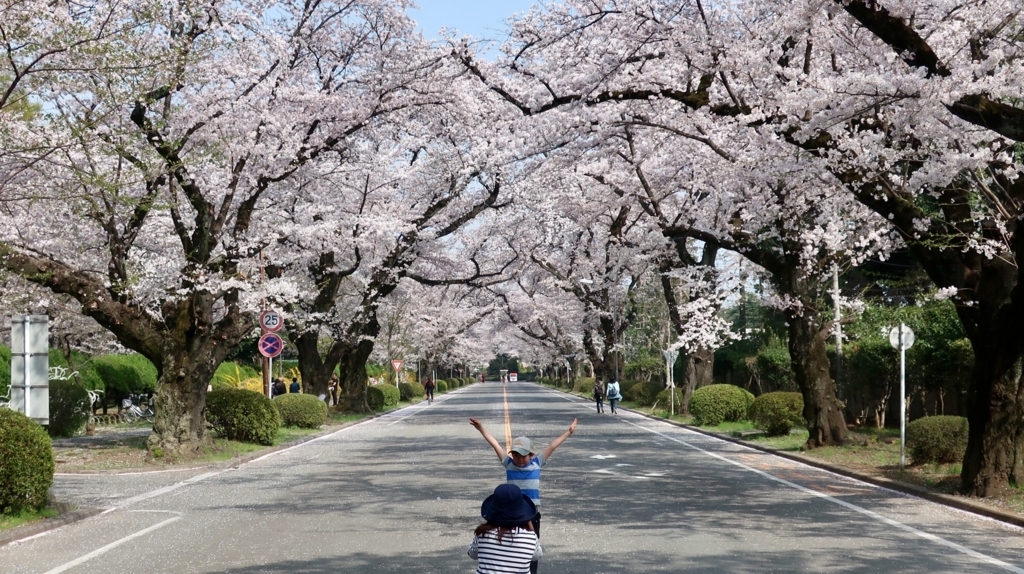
top-left (625, 418), bottom-right (1024, 574)
top-left (41, 515), bottom-right (182, 574)
top-left (590, 454), bottom-right (617, 459)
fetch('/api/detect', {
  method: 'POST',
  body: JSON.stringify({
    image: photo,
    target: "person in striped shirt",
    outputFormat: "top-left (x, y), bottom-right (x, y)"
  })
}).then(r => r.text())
top-left (469, 417), bottom-right (577, 574)
top-left (468, 484), bottom-right (542, 574)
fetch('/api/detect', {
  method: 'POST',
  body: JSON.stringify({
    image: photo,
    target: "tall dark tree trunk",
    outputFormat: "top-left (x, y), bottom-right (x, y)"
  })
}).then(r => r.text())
top-left (680, 348), bottom-right (713, 414)
top-left (150, 349), bottom-right (221, 456)
top-left (335, 339), bottom-right (375, 412)
top-left (960, 303), bottom-right (1024, 496)
top-left (292, 330), bottom-right (344, 404)
top-left (787, 308), bottom-right (848, 448)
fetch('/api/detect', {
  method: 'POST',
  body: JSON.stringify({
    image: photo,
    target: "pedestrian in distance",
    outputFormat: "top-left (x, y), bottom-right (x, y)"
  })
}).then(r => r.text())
top-left (423, 378), bottom-right (435, 403)
top-left (468, 483), bottom-right (542, 574)
top-left (592, 379), bottom-right (605, 413)
top-left (272, 378), bottom-right (286, 398)
top-left (289, 377), bottom-right (300, 394)
top-left (469, 416), bottom-right (577, 574)
top-left (606, 380), bottom-right (622, 414)
top-left (329, 373), bottom-right (339, 405)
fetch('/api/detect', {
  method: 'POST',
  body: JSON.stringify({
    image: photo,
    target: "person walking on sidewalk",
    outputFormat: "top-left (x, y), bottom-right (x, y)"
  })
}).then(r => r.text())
top-left (469, 417), bottom-right (577, 574)
top-left (606, 380), bottom-right (622, 414)
top-left (592, 379), bottom-right (605, 413)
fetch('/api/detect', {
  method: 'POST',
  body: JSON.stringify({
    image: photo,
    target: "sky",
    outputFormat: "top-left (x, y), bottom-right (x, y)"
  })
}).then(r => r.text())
top-left (409, 0), bottom-right (538, 41)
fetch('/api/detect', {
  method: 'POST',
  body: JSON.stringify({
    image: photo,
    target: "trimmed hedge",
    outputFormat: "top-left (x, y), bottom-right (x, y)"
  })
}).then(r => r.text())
top-left (0, 408), bottom-right (55, 515)
top-left (748, 392), bottom-right (804, 436)
top-left (0, 346), bottom-right (10, 399)
top-left (436, 380), bottom-right (448, 393)
top-left (690, 384), bottom-right (755, 426)
top-left (906, 415), bottom-right (969, 464)
top-left (572, 377), bottom-right (596, 394)
top-left (91, 354), bottom-right (158, 396)
top-left (367, 384), bottom-right (401, 410)
top-left (655, 388), bottom-right (685, 410)
top-left (273, 394), bottom-right (327, 429)
top-left (398, 381), bottom-right (425, 401)
top-left (626, 381), bottom-right (664, 405)
top-left (618, 380), bottom-right (643, 397)
top-left (48, 379), bottom-right (92, 437)
top-left (206, 389), bottom-right (280, 445)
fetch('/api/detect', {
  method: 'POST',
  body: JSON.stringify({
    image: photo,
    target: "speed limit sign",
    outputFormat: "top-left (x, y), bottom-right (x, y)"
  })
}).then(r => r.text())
top-left (259, 310), bottom-right (283, 333)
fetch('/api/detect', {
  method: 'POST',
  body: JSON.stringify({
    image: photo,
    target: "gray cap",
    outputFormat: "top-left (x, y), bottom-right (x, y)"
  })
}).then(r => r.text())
top-left (510, 436), bottom-right (532, 455)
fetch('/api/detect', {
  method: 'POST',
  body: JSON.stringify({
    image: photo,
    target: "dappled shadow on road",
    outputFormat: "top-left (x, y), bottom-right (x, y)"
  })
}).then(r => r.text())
top-left (204, 543), bottom-right (940, 573)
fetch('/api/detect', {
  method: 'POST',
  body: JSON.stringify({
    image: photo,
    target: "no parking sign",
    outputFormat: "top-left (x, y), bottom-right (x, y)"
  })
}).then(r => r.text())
top-left (258, 332), bottom-right (284, 358)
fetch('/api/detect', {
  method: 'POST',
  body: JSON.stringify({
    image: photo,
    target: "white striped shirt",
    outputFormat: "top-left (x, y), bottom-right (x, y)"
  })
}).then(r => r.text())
top-left (469, 527), bottom-right (538, 574)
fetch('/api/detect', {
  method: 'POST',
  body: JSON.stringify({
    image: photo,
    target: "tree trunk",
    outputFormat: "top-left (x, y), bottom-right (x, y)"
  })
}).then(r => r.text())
top-left (293, 330), bottom-right (342, 404)
top-left (787, 309), bottom-right (848, 448)
top-left (680, 348), bottom-right (713, 414)
top-left (335, 339), bottom-right (375, 413)
top-left (961, 329), bottom-right (1024, 497)
top-left (149, 342), bottom-right (233, 457)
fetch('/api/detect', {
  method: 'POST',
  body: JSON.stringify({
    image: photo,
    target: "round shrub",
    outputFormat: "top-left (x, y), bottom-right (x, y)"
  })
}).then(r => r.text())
top-left (690, 384), bottom-right (755, 426)
top-left (367, 384), bottom-right (401, 410)
top-left (655, 388), bottom-right (685, 411)
top-left (748, 392), bottom-right (805, 436)
top-left (398, 381), bottom-right (425, 401)
top-left (906, 415), bottom-right (969, 464)
top-left (0, 408), bottom-right (55, 515)
top-left (436, 380), bottom-right (448, 393)
top-left (626, 381), bottom-right (664, 406)
top-left (48, 379), bottom-right (92, 437)
top-left (273, 394), bottom-right (327, 429)
top-left (205, 388), bottom-right (280, 445)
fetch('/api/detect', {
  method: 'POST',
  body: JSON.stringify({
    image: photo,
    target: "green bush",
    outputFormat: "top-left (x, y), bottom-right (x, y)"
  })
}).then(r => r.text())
top-left (47, 379), bottom-right (92, 437)
top-left (205, 388), bottom-right (280, 445)
top-left (618, 380), bottom-right (643, 396)
top-left (398, 381), bottom-right (425, 401)
top-left (367, 384), bottom-right (401, 410)
top-left (748, 392), bottom-right (805, 436)
top-left (92, 354), bottom-right (158, 396)
top-left (690, 384), bottom-right (755, 426)
top-left (572, 377), bottom-right (596, 394)
top-left (436, 380), bottom-right (448, 393)
top-left (906, 415), bottom-right (969, 464)
top-left (273, 394), bottom-right (327, 429)
top-left (756, 337), bottom-right (796, 392)
top-left (625, 381), bottom-right (664, 405)
top-left (211, 362), bottom-right (261, 390)
top-left (0, 345), bottom-right (10, 399)
top-left (655, 388), bottom-right (685, 411)
top-left (0, 408), bottom-right (55, 515)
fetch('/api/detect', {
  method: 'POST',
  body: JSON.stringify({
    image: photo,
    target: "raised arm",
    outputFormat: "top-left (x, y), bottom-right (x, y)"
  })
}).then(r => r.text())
top-left (542, 418), bottom-right (578, 461)
top-left (470, 418), bottom-right (506, 461)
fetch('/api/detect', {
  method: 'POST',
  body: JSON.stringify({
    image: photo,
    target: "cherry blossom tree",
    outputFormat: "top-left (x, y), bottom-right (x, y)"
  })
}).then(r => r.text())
top-left (0, 0), bottom-right (439, 455)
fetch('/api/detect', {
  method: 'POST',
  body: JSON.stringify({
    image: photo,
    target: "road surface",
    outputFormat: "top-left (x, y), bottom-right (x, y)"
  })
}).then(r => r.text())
top-left (4, 382), bottom-right (1024, 573)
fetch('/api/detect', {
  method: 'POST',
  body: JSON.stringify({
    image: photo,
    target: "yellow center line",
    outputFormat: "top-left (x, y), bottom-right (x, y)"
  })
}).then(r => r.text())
top-left (502, 381), bottom-right (512, 452)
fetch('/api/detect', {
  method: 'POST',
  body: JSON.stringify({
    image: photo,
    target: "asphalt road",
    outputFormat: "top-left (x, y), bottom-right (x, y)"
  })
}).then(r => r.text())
top-left (4, 382), bottom-right (1024, 573)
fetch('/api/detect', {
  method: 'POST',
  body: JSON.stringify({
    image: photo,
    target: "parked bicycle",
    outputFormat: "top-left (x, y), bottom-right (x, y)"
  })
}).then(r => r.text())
top-left (121, 393), bottom-right (155, 423)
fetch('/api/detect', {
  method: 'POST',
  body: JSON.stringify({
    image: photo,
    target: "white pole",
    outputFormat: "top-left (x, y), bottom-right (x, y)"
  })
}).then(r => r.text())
top-left (268, 356), bottom-right (274, 398)
top-left (899, 323), bottom-right (906, 471)
top-left (23, 316), bottom-right (31, 417)
top-left (668, 356), bottom-right (674, 417)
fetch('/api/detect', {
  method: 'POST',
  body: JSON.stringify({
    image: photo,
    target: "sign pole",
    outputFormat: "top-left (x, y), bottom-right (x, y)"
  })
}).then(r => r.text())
top-left (889, 322), bottom-right (914, 471)
top-left (900, 323), bottom-right (906, 471)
